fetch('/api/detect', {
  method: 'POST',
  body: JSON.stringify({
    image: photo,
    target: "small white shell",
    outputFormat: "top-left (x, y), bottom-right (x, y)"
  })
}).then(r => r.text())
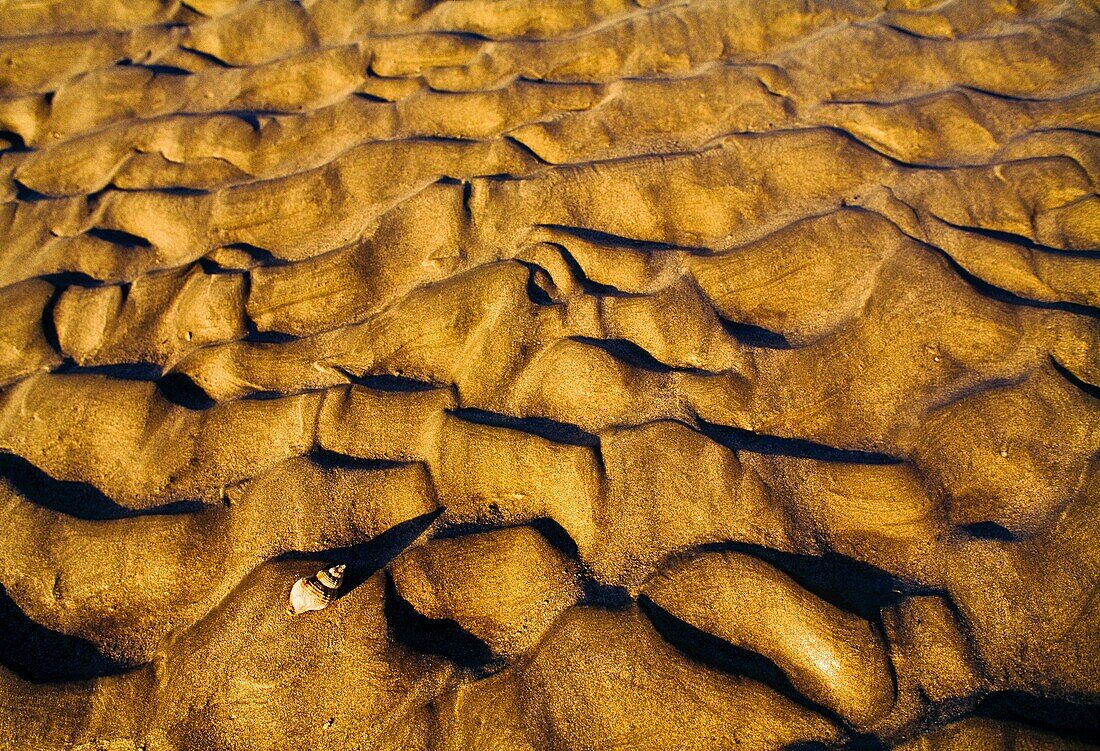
top-left (287, 564), bottom-right (346, 615)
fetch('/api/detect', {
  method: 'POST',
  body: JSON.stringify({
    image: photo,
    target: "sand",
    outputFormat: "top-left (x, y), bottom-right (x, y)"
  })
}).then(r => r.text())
top-left (0, 0), bottom-right (1097, 749)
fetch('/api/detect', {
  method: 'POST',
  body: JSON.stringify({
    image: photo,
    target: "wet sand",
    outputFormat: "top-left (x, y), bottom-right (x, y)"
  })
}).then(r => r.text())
top-left (0, 0), bottom-right (1098, 749)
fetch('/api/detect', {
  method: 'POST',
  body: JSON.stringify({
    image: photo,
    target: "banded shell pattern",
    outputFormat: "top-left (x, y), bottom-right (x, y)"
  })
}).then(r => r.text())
top-left (287, 564), bottom-right (346, 615)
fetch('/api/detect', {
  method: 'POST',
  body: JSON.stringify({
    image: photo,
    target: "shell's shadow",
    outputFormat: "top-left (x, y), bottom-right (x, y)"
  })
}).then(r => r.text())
top-left (276, 507), bottom-right (444, 595)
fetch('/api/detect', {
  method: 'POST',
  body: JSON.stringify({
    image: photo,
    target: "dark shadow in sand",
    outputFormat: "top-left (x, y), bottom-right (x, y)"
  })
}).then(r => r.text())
top-left (692, 541), bottom-right (910, 621)
top-left (639, 595), bottom-right (852, 730)
top-left (697, 420), bottom-right (902, 465)
top-left (383, 573), bottom-right (499, 675)
top-left (307, 448), bottom-right (409, 472)
top-left (570, 335), bottom-right (712, 375)
top-left (432, 516), bottom-right (581, 561)
top-left (0, 584), bottom-right (131, 683)
top-left (719, 317), bottom-right (793, 349)
top-left (450, 407), bottom-right (599, 447)
top-left (977, 690), bottom-right (1100, 745)
top-left (0, 452), bottom-right (204, 520)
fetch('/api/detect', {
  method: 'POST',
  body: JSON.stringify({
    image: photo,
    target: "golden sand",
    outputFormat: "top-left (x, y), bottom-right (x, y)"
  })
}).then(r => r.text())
top-left (0, 0), bottom-right (1097, 749)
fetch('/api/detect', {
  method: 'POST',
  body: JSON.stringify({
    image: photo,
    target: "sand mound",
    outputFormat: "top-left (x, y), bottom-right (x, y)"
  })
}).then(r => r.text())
top-left (0, 0), bottom-right (1098, 748)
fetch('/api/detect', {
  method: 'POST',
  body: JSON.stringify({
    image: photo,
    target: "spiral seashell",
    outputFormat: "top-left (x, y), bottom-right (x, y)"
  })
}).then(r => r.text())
top-left (287, 564), bottom-right (346, 615)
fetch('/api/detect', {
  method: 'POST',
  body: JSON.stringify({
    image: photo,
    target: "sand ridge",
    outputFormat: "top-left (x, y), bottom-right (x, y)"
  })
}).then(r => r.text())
top-left (0, 0), bottom-right (1098, 749)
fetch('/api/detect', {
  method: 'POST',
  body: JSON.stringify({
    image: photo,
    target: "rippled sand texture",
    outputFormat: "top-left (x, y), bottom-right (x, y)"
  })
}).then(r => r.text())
top-left (0, 0), bottom-right (1098, 749)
